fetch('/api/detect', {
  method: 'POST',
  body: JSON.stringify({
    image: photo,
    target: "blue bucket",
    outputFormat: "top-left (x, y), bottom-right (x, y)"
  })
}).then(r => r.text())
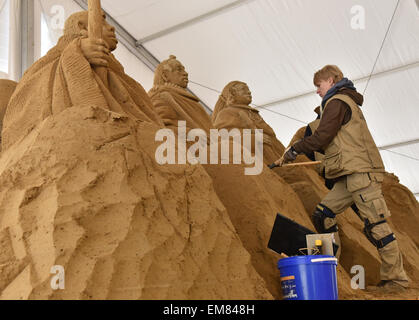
top-left (278, 255), bottom-right (338, 300)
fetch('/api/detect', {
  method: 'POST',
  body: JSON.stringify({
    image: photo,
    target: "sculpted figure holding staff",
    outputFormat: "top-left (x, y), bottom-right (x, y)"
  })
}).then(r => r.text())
top-left (2, 8), bottom-right (161, 151)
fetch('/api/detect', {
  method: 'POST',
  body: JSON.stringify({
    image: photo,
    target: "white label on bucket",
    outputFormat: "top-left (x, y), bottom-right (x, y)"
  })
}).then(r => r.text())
top-left (281, 276), bottom-right (298, 300)
top-left (311, 258), bottom-right (337, 263)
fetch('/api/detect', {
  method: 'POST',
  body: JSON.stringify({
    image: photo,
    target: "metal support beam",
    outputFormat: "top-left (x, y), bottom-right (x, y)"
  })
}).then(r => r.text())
top-left (136, 0), bottom-right (252, 45)
top-left (255, 60), bottom-right (419, 110)
top-left (8, 0), bottom-right (34, 80)
top-left (73, 0), bottom-right (212, 114)
top-left (378, 138), bottom-right (419, 150)
top-left (20, 0), bottom-right (35, 78)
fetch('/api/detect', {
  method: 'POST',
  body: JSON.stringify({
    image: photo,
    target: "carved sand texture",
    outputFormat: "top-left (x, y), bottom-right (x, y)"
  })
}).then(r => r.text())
top-left (0, 106), bottom-right (272, 300)
top-left (212, 81), bottom-right (285, 164)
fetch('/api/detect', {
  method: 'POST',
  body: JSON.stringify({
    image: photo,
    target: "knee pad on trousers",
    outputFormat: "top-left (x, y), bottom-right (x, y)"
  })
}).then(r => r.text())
top-left (312, 204), bottom-right (338, 234)
top-left (363, 219), bottom-right (396, 249)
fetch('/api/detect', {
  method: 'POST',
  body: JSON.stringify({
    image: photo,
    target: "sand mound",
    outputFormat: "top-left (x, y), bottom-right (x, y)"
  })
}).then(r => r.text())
top-left (0, 105), bottom-right (273, 300)
top-left (0, 105), bottom-right (417, 300)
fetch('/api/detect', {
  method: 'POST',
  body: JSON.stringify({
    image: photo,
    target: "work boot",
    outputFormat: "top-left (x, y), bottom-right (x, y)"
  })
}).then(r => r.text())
top-left (367, 280), bottom-right (408, 293)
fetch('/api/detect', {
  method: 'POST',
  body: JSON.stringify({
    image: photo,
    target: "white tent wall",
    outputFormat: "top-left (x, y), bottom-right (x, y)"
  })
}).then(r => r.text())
top-left (380, 144), bottom-right (419, 196)
top-left (112, 43), bottom-right (155, 91)
top-left (374, 0), bottom-right (419, 71)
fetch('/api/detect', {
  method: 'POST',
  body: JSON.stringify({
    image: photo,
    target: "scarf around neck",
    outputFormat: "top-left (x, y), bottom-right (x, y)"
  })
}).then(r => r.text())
top-left (321, 78), bottom-right (356, 109)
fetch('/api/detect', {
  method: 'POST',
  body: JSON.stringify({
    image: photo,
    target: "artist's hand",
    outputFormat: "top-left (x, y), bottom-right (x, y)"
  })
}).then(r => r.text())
top-left (281, 146), bottom-right (298, 165)
top-left (268, 146), bottom-right (297, 169)
top-left (80, 37), bottom-right (110, 67)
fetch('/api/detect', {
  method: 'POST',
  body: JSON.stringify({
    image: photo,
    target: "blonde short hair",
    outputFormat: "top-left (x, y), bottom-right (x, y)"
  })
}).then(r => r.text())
top-left (313, 65), bottom-right (344, 86)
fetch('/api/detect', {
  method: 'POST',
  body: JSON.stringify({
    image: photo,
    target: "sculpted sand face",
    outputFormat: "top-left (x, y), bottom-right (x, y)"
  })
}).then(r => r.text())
top-left (150, 57), bottom-right (264, 175)
top-left (213, 81), bottom-right (285, 165)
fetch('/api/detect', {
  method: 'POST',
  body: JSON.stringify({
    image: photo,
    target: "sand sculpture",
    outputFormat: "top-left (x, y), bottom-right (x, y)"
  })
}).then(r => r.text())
top-left (149, 55), bottom-right (212, 134)
top-left (1, 10), bottom-right (162, 152)
top-left (0, 4), bottom-right (418, 300)
top-left (0, 11), bottom-right (274, 300)
top-left (212, 81), bottom-right (285, 164)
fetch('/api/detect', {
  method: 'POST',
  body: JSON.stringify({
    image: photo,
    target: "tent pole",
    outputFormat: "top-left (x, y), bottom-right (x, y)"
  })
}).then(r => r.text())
top-left (72, 0), bottom-right (213, 114)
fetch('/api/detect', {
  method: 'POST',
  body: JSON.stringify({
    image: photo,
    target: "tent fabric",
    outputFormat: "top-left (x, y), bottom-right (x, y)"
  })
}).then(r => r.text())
top-left (15, 0), bottom-right (419, 200)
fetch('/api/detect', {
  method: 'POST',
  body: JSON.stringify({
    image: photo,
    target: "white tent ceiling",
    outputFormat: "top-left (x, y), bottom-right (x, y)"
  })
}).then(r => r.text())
top-left (31, 0), bottom-right (419, 201)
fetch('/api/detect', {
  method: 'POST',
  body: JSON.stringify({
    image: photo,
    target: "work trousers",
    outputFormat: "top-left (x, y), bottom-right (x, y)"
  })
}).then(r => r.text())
top-left (320, 172), bottom-right (409, 286)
